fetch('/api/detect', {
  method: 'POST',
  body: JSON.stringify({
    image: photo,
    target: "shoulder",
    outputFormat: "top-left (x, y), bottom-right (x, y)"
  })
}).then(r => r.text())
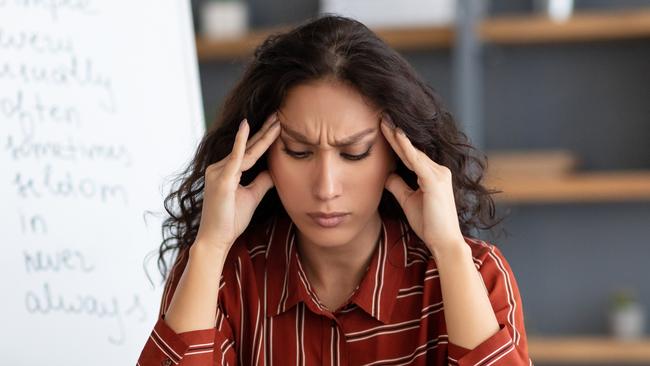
top-left (462, 236), bottom-right (514, 267)
top-left (382, 215), bottom-right (509, 273)
top-left (460, 236), bottom-right (521, 291)
top-left (461, 236), bottom-right (500, 270)
top-left (409, 233), bottom-right (508, 272)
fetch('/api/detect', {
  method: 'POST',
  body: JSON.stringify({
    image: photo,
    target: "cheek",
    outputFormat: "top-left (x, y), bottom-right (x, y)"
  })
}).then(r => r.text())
top-left (344, 155), bottom-right (391, 197)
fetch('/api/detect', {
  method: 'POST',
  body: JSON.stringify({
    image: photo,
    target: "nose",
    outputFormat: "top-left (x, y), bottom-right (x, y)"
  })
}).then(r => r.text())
top-left (312, 151), bottom-right (342, 201)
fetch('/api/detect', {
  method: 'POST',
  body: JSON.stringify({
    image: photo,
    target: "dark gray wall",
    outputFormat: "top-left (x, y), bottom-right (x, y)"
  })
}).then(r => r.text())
top-left (192, 1), bottom-right (650, 364)
top-left (484, 40), bottom-right (650, 170)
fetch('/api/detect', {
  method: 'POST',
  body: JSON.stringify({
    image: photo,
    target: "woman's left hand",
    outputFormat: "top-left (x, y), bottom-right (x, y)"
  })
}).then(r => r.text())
top-left (380, 114), bottom-right (466, 259)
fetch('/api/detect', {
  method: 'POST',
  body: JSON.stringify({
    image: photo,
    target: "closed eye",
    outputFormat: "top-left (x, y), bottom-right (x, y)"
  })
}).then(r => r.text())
top-left (282, 147), bottom-right (372, 161)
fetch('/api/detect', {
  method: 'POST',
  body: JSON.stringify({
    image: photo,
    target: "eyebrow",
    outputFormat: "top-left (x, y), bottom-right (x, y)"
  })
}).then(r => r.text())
top-left (280, 123), bottom-right (377, 147)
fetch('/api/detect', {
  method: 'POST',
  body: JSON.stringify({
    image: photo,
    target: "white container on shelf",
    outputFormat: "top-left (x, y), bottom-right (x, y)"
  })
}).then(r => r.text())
top-left (533, 0), bottom-right (574, 22)
top-left (609, 290), bottom-right (647, 340)
top-left (200, 0), bottom-right (249, 40)
top-left (320, 0), bottom-right (456, 28)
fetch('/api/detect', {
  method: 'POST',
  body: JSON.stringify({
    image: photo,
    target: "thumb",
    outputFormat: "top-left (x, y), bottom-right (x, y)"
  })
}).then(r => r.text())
top-left (246, 170), bottom-right (275, 205)
top-left (384, 173), bottom-right (413, 206)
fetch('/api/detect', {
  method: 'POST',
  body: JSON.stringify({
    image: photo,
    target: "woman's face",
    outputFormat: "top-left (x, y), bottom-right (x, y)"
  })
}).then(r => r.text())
top-left (267, 79), bottom-right (396, 248)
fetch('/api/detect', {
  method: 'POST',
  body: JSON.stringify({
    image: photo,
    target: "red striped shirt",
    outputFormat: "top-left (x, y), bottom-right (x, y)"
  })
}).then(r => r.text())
top-left (138, 210), bottom-right (533, 365)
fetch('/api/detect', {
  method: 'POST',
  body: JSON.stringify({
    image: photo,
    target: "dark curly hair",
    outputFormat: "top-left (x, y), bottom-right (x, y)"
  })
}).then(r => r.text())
top-left (154, 14), bottom-right (505, 280)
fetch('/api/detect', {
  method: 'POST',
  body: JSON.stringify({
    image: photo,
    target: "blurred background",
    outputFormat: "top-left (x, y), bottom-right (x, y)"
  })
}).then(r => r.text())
top-left (191, 0), bottom-right (650, 365)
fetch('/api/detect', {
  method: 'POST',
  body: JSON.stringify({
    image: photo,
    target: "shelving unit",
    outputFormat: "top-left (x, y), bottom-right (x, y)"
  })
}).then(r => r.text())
top-left (528, 336), bottom-right (650, 363)
top-left (477, 9), bottom-right (650, 364)
top-left (196, 8), bottom-right (650, 61)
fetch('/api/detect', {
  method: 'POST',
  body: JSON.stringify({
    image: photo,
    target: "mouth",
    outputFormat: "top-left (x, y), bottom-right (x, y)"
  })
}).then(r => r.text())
top-left (307, 212), bottom-right (349, 228)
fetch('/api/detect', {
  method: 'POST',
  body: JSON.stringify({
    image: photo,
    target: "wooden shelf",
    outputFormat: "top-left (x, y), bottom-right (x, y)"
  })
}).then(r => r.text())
top-left (373, 25), bottom-right (454, 51)
top-left (479, 8), bottom-right (650, 45)
top-left (196, 24), bottom-right (453, 61)
top-left (196, 24), bottom-right (294, 60)
top-left (529, 336), bottom-right (650, 363)
top-left (485, 170), bottom-right (650, 204)
top-left (195, 8), bottom-right (650, 61)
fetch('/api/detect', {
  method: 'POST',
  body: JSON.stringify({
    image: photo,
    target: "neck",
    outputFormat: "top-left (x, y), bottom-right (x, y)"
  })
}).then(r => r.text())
top-left (296, 212), bottom-right (382, 292)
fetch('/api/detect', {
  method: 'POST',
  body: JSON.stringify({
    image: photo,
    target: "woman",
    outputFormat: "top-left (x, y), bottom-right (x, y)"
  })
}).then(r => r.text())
top-left (138, 15), bottom-right (532, 366)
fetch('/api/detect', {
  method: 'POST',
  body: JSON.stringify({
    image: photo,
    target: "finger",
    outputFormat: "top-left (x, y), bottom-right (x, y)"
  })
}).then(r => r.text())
top-left (384, 172), bottom-right (414, 207)
top-left (393, 126), bottom-right (432, 178)
top-left (223, 119), bottom-right (249, 177)
top-left (244, 170), bottom-right (275, 205)
top-left (241, 119), bottom-right (281, 171)
top-left (379, 117), bottom-right (408, 164)
top-left (380, 119), bottom-right (414, 171)
top-left (206, 113), bottom-right (278, 174)
top-left (246, 112), bottom-right (279, 149)
top-left (208, 113), bottom-right (279, 176)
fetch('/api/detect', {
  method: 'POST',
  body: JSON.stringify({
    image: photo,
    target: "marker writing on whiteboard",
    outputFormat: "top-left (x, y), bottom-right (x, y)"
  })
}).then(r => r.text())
top-left (24, 282), bottom-right (147, 345)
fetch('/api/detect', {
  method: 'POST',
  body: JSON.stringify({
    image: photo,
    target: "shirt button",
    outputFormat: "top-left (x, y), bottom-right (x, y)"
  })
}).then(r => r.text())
top-left (161, 358), bottom-right (173, 366)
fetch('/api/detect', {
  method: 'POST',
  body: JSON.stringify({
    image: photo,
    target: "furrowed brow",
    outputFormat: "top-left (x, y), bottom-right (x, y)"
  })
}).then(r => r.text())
top-left (280, 124), bottom-right (376, 147)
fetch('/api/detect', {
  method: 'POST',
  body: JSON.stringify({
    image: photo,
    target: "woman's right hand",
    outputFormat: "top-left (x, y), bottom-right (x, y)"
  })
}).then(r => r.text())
top-left (194, 112), bottom-right (281, 252)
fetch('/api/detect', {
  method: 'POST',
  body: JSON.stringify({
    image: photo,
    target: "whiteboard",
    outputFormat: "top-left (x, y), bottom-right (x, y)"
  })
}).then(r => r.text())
top-left (0, 1), bottom-right (204, 364)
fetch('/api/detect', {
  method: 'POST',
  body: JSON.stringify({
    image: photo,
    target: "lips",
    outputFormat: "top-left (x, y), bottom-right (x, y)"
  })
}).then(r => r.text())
top-left (307, 212), bottom-right (349, 228)
top-left (308, 212), bottom-right (348, 218)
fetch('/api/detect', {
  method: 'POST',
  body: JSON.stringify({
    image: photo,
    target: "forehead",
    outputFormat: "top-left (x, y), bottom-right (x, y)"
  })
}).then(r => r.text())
top-left (279, 79), bottom-right (381, 133)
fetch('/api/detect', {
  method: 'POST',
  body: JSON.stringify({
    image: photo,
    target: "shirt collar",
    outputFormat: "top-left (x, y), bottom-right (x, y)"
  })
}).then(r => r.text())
top-left (265, 210), bottom-right (408, 324)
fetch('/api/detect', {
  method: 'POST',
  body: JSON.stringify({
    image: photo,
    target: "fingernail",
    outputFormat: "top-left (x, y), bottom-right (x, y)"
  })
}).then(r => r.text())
top-left (240, 118), bottom-right (247, 129)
